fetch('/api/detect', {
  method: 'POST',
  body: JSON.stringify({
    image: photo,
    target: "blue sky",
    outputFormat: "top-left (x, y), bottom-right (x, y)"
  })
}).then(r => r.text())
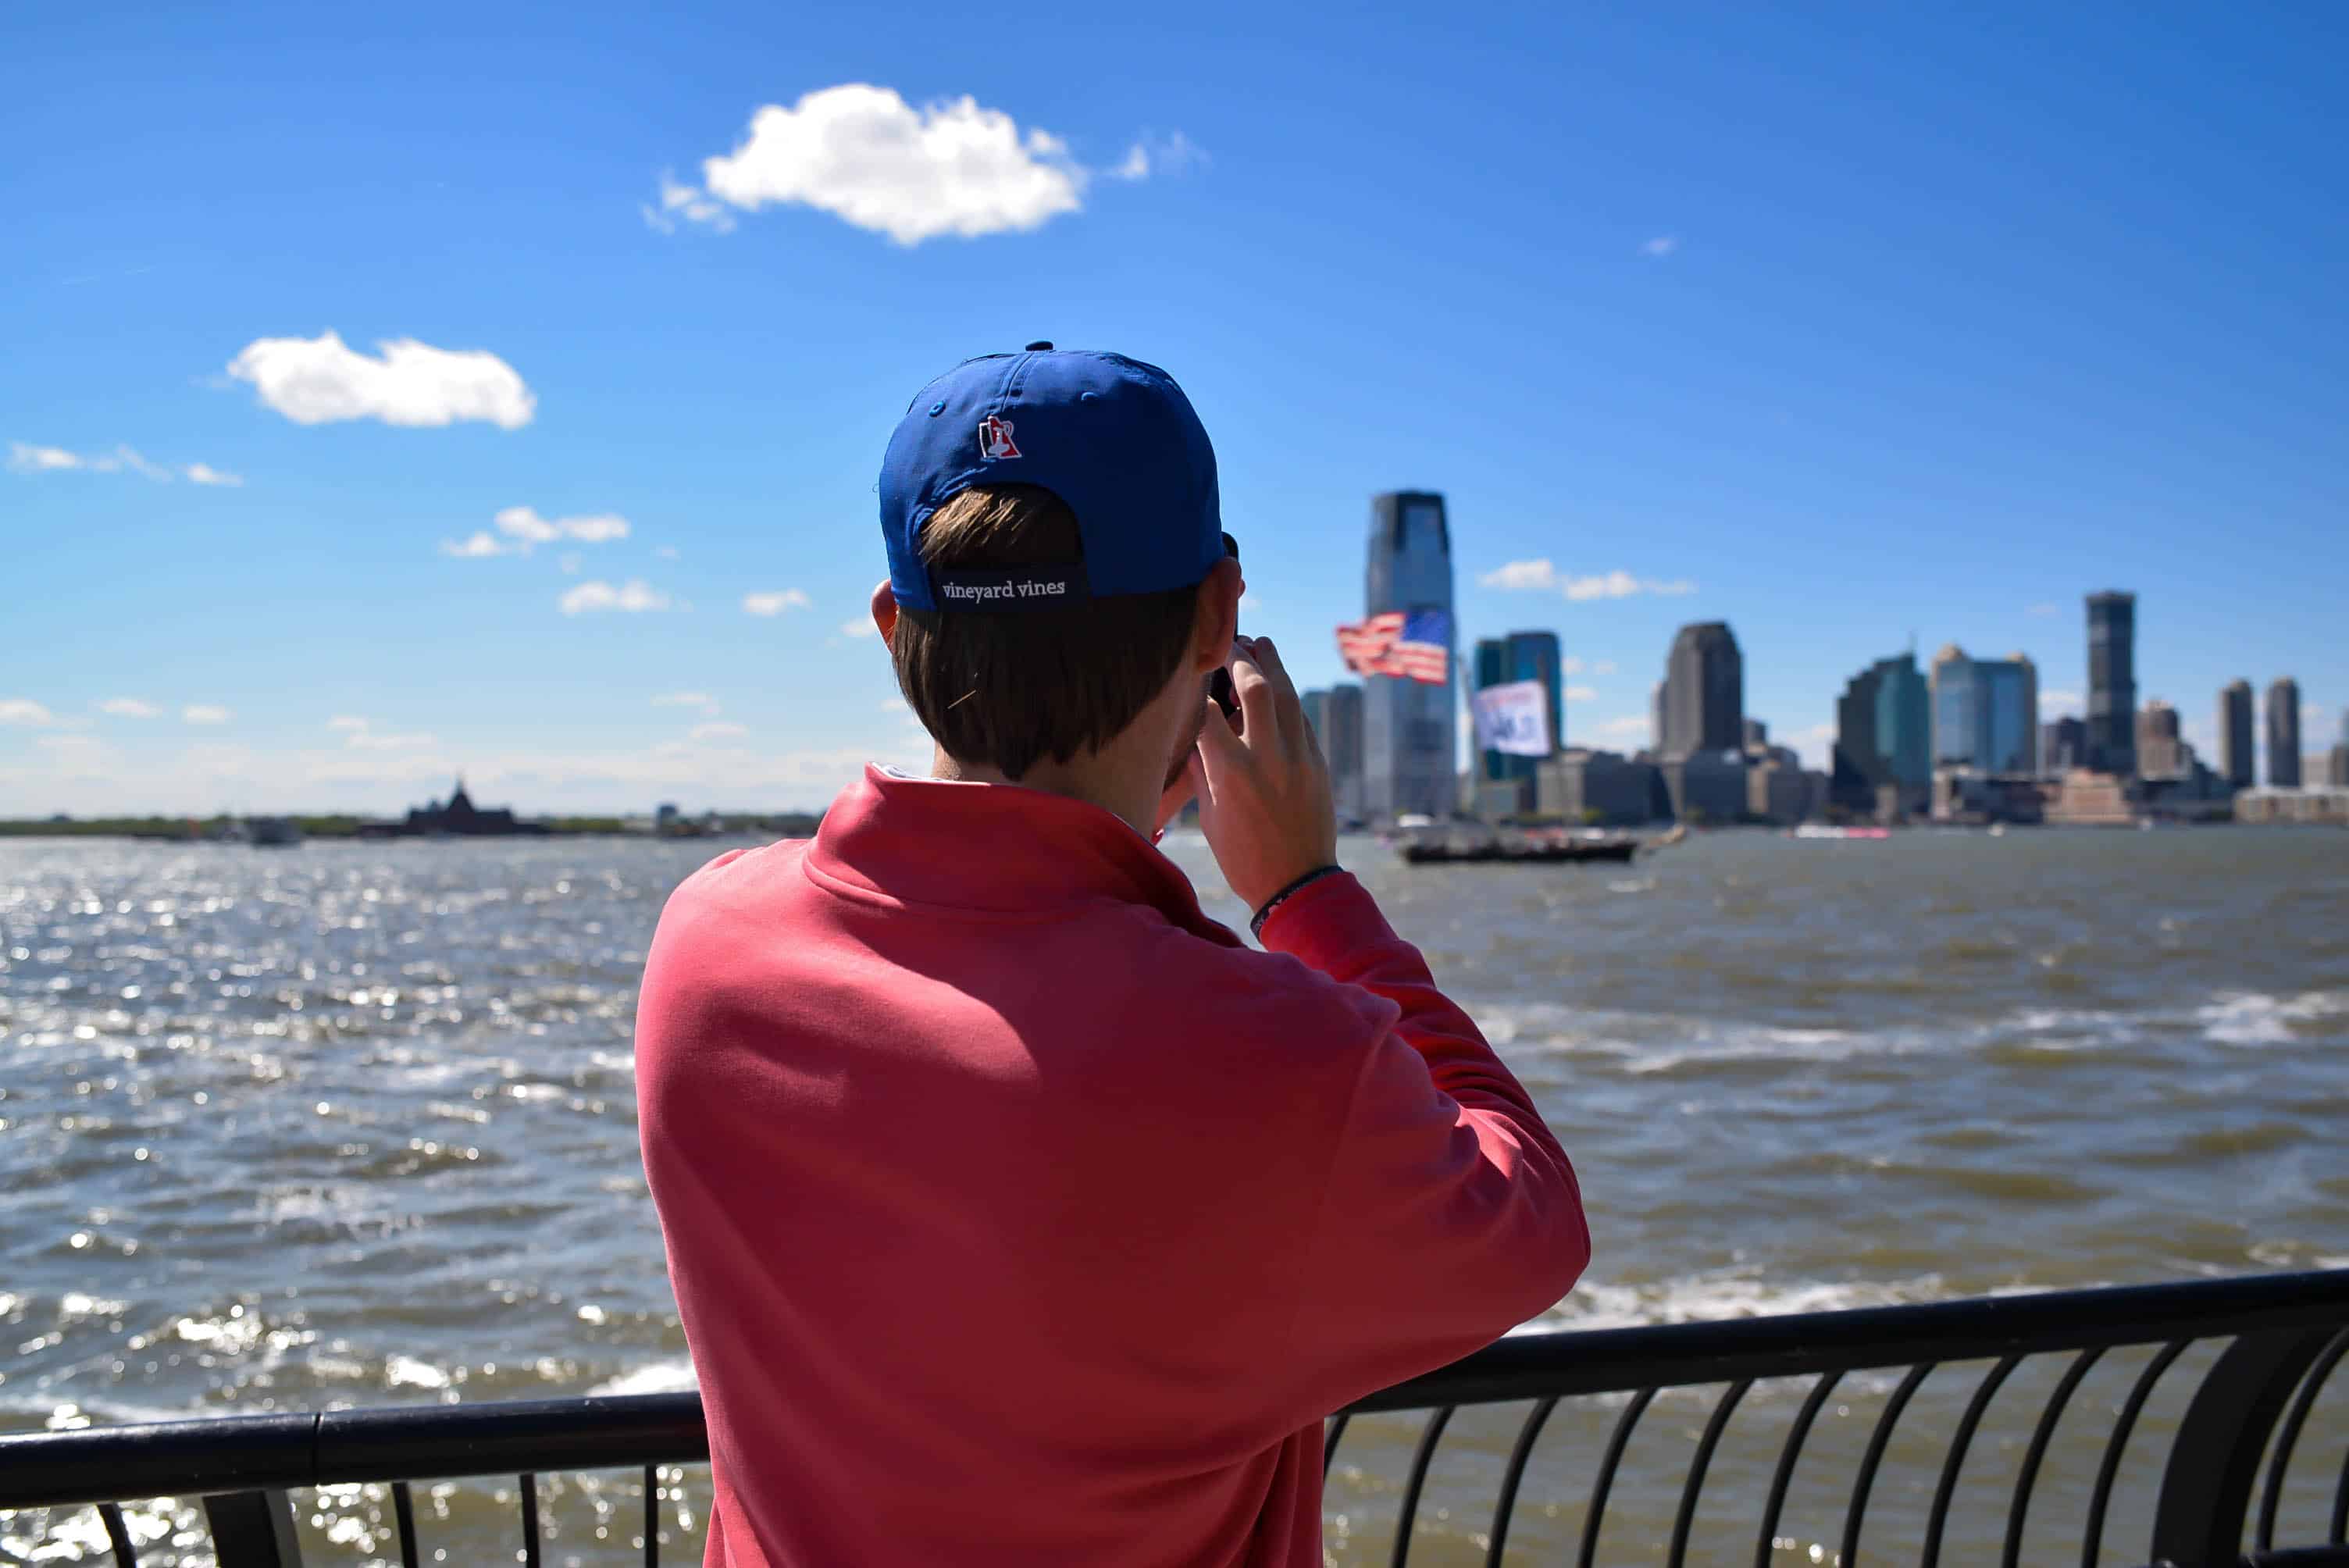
top-left (5, 1), bottom-right (2344, 814)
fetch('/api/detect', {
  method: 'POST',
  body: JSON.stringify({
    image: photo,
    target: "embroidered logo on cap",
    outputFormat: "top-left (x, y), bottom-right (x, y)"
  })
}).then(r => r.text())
top-left (978, 415), bottom-right (1021, 461)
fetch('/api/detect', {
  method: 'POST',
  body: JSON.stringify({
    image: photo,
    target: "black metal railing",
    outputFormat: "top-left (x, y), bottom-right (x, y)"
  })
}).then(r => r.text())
top-left (4, 1269), bottom-right (2346, 1566)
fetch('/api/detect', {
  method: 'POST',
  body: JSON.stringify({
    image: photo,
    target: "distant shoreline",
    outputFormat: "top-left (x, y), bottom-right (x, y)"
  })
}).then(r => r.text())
top-left (0, 814), bottom-right (825, 843)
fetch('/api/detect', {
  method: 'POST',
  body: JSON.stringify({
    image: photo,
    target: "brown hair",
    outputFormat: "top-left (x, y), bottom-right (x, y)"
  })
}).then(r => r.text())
top-left (891, 485), bottom-right (1200, 780)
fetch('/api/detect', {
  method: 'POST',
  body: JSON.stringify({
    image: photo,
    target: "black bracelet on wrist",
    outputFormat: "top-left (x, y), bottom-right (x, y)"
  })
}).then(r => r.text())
top-left (1249, 865), bottom-right (1343, 939)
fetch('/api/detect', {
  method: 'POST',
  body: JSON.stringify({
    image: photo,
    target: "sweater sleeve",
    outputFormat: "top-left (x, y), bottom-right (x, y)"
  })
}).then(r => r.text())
top-left (1259, 871), bottom-right (1591, 1414)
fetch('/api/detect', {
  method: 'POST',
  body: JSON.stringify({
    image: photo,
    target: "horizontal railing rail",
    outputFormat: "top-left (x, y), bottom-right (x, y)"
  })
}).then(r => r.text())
top-left (5, 1269), bottom-right (2347, 1567)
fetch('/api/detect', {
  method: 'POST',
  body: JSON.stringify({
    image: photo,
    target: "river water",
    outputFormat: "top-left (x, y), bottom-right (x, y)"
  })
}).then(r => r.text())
top-left (2, 828), bottom-right (2344, 1565)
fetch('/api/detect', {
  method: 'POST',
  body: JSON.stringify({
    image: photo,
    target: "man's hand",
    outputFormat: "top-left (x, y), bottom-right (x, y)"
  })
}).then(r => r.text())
top-left (1192, 636), bottom-right (1339, 912)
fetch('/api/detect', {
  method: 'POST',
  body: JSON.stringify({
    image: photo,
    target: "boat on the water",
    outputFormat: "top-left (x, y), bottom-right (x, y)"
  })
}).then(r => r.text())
top-left (1399, 836), bottom-right (1638, 865)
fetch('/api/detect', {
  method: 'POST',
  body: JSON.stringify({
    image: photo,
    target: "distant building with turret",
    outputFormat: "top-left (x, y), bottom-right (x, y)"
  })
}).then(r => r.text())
top-left (359, 778), bottom-right (547, 838)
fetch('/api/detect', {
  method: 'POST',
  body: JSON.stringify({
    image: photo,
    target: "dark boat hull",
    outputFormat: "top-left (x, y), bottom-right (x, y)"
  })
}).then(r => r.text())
top-left (1400, 839), bottom-right (1638, 865)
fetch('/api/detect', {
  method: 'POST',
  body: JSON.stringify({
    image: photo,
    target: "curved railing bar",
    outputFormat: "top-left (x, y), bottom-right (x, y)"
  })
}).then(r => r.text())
top-left (2332, 1433), bottom-right (2347, 1544)
top-left (391, 1477), bottom-right (421, 1568)
top-left (2001, 1345), bottom-right (2105, 1568)
top-left (1388, 1405), bottom-right (1456, 1568)
top-left (644, 1463), bottom-right (661, 1566)
top-left (1839, 1361), bottom-right (1936, 1566)
top-left (2080, 1338), bottom-right (2190, 1568)
top-left (1323, 1412), bottom-right (1351, 1474)
top-left (95, 1500), bottom-right (136, 1566)
top-left (1577, 1387), bottom-right (1656, 1568)
top-left (519, 1470), bottom-right (541, 1567)
top-left (1752, 1370), bottom-right (1845, 1568)
top-left (1667, 1378), bottom-right (1753, 1567)
top-left (2258, 1327), bottom-right (2349, 1552)
top-left (1481, 1396), bottom-right (1559, 1568)
top-left (1920, 1354), bottom-right (2023, 1568)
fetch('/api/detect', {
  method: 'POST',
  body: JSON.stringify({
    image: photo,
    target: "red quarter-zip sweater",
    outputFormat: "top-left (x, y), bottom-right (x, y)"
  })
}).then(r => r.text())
top-left (636, 767), bottom-right (1588, 1566)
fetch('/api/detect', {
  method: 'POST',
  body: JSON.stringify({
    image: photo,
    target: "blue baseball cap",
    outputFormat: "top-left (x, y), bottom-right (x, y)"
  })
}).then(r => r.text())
top-left (878, 344), bottom-right (1223, 613)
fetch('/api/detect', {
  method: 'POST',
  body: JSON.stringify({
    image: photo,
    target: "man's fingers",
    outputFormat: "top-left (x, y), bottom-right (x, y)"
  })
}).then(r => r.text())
top-left (1195, 696), bottom-right (1246, 775)
top-left (1246, 636), bottom-right (1310, 754)
top-left (1230, 639), bottom-right (1281, 747)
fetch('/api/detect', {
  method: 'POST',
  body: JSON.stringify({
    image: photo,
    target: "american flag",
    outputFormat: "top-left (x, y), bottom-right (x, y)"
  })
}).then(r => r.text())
top-left (1335, 608), bottom-right (1450, 685)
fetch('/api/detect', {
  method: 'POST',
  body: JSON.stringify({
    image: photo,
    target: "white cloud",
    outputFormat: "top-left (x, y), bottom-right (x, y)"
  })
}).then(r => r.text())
top-left (652, 691), bottom-right (719, 714)
top-left (1564, 685), bottom-right (1598, 702)
top-left (1595, 715), bottom-right (1649, 739)
top-left (183, 704), bottom-right (233, 725)
top-left (226, 330), bottom-right (536, 429)
top-left (2041, 690), bottom-right (2084, 717)
top-left (690, 721), bottom-right (749, 741)
top-left (2026, 603), bottom-right (2060, 617)
top-left (1107, 131), bottom-right (1203, 184)
top-left (7, 442), bottom-right (84, 472)
top-left (1477, 559), bottom-right (1562, 592)
top-left (496, 505), bottom-right (629, 547)
top-left (1641, 236), bottom-right (1680, 258)
top-left (1593, 660), bottom-right (1619, 675)
top-left (323, 715), bottom-right (438, 750)
top-left (879, 697), bottom-right (907, 713)
top-left (654, 545), bottom-right (679, 560)
top-left (743, 589), bottom-right (812, 616)
top-left (440, 530), bottom-right (508, 558)
top-left (2, 697), bottom-right (56, 725)
top-left (98, 697), bottom-right (160, 718)
top-left (1479, 560), bottom-right (1697, 600)
top-left (643, 173), bottom-right (737, 235)
top-left (690, 84), bottom-right (1086, 245)
top-left (116, 447), bottom-right (173, 480)
top-left (1563, 656), bottom-right (1584, 675)
top-left (558, 552), bottom-right (583, 575)
top-left (560, 579), bottom-right (673, 615)
top-left (9, 442), bottom-right (241, 485)
top-left (838, 615), bottom-right (875, 638)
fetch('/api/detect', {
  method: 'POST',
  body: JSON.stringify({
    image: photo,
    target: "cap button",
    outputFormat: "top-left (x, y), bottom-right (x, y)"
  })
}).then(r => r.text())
top-left (1023, 340), bottom-right (1053, 351)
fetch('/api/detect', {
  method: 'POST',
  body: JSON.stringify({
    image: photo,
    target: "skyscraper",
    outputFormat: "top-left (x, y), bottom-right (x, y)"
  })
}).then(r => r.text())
top-left (1474, 630), bottom-right (1563, 785)
top-left (1657, 622), bottom-right (1743, 758)
top-left (1302, 683), bottom-right (1367, 820)
top-left (1982, 655), bottom-right (2038, 774)
top-left (2137, 700), bottom-right (2186, 779)
top-left (2218, 679), bottom-right (2256, 790)
top-left (2086, 591), bottom-right (2137, 776)
top-left (1363, 491), bottom-right (1456, 820)
top-left (1932, 646), bottom-right (2039, 772)
top-left (2043, 716), bottom-right (2089, 775)
top-left (1832, 651), bottom-right (1930, 814)
top-left (2266, 677), bottom-right (2303, 787)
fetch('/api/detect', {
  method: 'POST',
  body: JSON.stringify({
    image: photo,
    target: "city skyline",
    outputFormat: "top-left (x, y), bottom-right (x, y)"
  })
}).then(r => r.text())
top-left (5, 3), bottom-right (2345, 814)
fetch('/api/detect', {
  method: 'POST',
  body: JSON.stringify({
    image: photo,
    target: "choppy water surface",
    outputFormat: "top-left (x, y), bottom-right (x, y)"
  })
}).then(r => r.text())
top-left (3, 828), bottom-right (2345, 1564)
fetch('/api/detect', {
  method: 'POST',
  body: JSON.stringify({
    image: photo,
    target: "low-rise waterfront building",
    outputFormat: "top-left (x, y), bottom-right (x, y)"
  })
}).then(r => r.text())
top-left (1748, 759), bottom-right (1827, 825)
top-left (1535, 748), bottom-right (1664, 825)
top-left (1659, 750), bottom-right (1749, 825)
top-left (2234, 786), bottom-right (2349, 826)
top-left (2041, 770), bottom-right (2137, 827)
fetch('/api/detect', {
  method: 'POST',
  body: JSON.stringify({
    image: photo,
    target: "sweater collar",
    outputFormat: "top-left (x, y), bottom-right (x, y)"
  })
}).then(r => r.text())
top-left (807, 765), bottom-right (1240, 946)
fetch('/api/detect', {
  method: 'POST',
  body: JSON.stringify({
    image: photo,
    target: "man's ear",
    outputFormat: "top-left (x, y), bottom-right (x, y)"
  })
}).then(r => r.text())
top-left (870, 579), bottom-right (898, 642)
top-left (1191, 558), bottom-right (1242, 672)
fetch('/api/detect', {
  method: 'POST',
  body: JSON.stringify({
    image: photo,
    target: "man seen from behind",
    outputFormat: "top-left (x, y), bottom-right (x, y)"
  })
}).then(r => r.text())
top-left (636, 344), bottom-right (1591, 1566)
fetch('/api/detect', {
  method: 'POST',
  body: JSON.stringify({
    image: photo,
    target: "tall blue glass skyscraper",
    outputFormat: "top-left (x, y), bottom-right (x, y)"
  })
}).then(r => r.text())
top-left (1931, 646), bottom-right (2040, 773)
top-left (1364, 492), bottom-right (1456, 821)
